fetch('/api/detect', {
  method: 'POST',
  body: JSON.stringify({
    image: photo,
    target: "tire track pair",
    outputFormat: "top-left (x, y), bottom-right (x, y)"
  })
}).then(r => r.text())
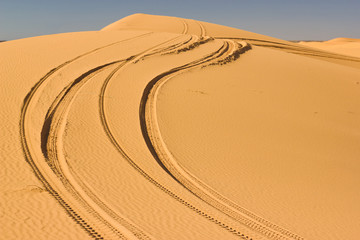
top-left (101, 39), bottom-right (262, 239)
top-left (44, 61), bottom-right (150, 240)
top-left (218, 37), bottom-right (360, 63)
top-left (140, 40), bottom-right (304, 240)
top-left (181, 20), bottom-right (189, 34)
top-left (196, 20), bottom-right (207, 37)
top-left (40, 34), bottom-right (204, 239)
top-left (20, 32), bottom-right (159, 240)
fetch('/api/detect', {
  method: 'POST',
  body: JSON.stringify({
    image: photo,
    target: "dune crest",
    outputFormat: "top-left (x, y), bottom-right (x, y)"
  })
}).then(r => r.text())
top-left (1, 13), bottom-right (360, 240)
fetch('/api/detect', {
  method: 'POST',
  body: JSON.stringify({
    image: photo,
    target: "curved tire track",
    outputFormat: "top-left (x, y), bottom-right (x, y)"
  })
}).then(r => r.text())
top-left (100, 39), bottom-right (263, 239)
top-left (217, 37), bottom-right (360, 63)
top-left (44, 61), bottom-right (151, 240)
top-left (196, 20), bottom-right (207, 37)
top-left (20, 25), bottom-right (301, 240)
top-left (20, 32), bottom-right (158, 240)
top-left (140, 40), bottom-right (304, 240)
top-left (181, 19), bottom-right (189, 34)
top-left (38, 34), bottom-right (203, 239)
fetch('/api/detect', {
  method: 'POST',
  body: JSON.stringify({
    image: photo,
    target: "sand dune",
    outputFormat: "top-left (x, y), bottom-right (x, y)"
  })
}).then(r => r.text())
top-left (1, 14), bottom-right (360, 240)
top-left (299, 37), bottom-right (360, 58)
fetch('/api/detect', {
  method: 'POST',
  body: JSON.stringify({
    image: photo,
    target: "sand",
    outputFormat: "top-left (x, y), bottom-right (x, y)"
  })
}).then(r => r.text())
top-left (299, 38), bottom-right (360, 58)
top-left (1, 13), bottom-right (360, 240)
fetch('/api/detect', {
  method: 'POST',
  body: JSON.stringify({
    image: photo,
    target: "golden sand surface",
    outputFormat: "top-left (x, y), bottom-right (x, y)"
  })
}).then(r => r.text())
top-left (299, 38), bottom-right (360, 58)
top-left (1, 14), bottom-right (360, 240)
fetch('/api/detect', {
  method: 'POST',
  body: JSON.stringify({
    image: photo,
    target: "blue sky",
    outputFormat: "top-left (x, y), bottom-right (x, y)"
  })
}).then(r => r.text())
top-left (1, 0), bottom-right (359, 41)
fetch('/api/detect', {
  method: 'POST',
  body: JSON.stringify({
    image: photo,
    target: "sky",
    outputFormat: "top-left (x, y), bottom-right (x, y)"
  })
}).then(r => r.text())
top-left (1, 0), bottom-right (359, 41)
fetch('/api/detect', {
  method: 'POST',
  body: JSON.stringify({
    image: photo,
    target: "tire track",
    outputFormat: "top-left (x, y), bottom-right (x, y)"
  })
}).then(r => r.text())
top-left (216, 37), bottom-right (360, 63)
top-left (19, 27), bottom-right (299, 239)
top-left (100, 39), bottom-right (263, 239)
top-left (140, 40), bottom-right (304, 240)
top-left (181, 19), bottom-right (189, 34)
top-left (165, 36), bottom-right (214, 55)
top-left (196, 20), bottom-right (207, 37)
top-left (19, 32), bottom-right (157, 240)
top-left (138, 35), bottom-right (194, 62)
top-left (178, 160), bottom-right (302, 240)
top-left (39, 34), bottom-right (201, 240)
top-left (44, 61), bottom-right (151, 240)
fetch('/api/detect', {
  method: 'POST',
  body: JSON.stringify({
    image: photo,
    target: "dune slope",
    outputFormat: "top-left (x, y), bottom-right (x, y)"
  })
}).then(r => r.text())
top-left (1, 14), bottom-right (360, 240)
top-left (299, 38), bottom-right (360, 58)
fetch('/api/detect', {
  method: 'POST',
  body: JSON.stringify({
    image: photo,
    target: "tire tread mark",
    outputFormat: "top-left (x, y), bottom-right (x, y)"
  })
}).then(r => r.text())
top-left (141, 39), bottom-right (302, 240)
top-left (41, 34), bottom-right (206, 239)
top-left (45, 61), bottom-right (153, 239)
top-left (196, 20), bottom-right (206, 37)
top-left (20, 32), bottom-right (154, 239)
top-left (181, 20), bottom-right (189, 34)
top-left (100, 40), bottom-right (258, 239)
top-left (215, 37), bottom-right (360, 62)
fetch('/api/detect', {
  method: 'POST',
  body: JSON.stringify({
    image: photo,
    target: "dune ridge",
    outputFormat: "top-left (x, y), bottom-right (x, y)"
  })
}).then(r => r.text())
top-left (1, 13), bottom-right (360, 240)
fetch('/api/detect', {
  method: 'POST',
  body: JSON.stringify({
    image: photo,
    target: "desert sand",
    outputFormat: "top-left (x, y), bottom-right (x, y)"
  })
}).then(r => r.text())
top-left (299, 38), bottom-right (360, 58)
top-left (1, 13), bottom-right (360, 240)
